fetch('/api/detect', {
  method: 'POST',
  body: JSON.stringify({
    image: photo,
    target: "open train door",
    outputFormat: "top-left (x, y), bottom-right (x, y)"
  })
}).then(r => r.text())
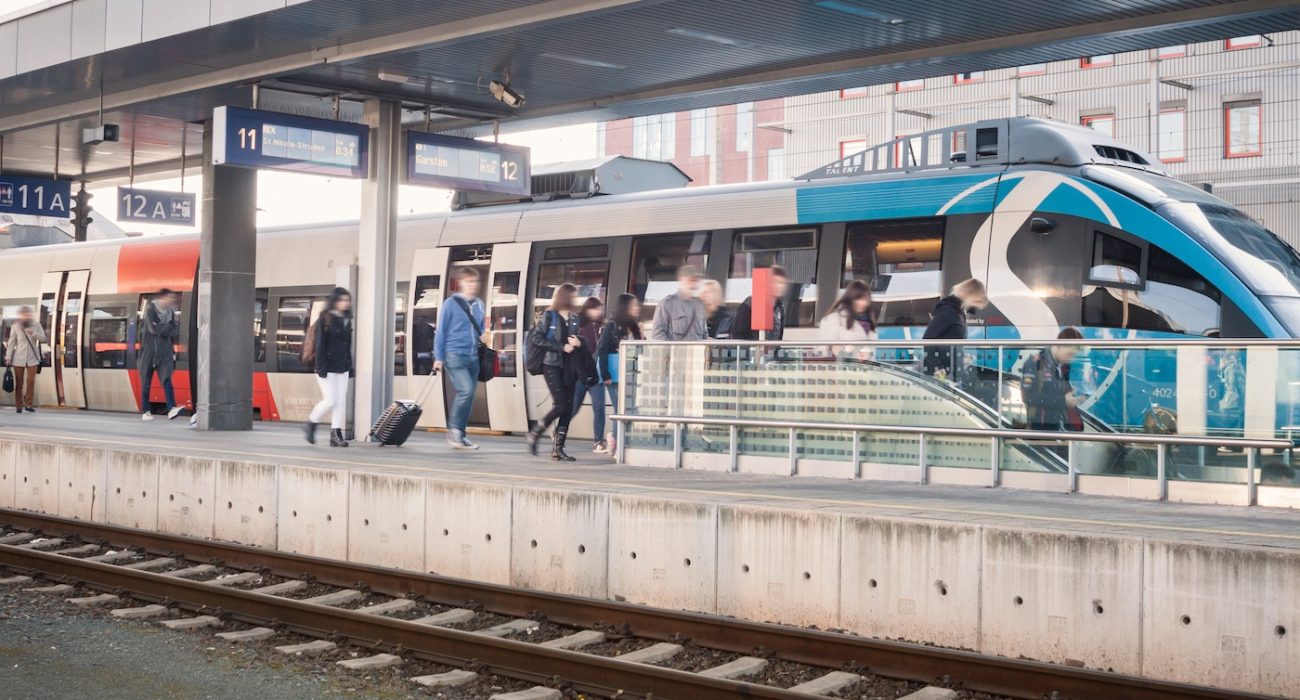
top-left (34, 270), bottom-right (90, 409)
top-left (407, 248), bottom-right (449, 429)
top-left (484, 242), bottom-right (529, 433)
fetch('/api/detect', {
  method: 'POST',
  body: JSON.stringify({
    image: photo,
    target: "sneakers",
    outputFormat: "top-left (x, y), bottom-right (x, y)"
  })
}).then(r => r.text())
top-left (459, 436), bottom-right (480, 450)
top-left (141, 412), bottom-right (154, 421)
top-left (593, 439), bottom-right (609, 454)
top-left (447, 429), bottom-right (480, 450)
top-left (167, 406), bottom-right (183, 420)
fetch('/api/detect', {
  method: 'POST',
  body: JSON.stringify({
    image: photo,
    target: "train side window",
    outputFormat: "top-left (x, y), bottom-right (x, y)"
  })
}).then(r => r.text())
top-left (1087, 230), bottom-right (1145, 289)
top-left (253, 290), bottom-right (268, 364)
top-left (38, 293), bottom-right (55, 367)
top-left (394, 282), bottom-right (408, 377)
top-left (1084, 243), bottom-right (1222, 335)
top-left (410, 275), bottom-right (441, 376)
top-left (275, 296), bottom-right (326, 373)
top-left (491, 272), bottom-right (521, 377)
top-left (727, 228), bottom-right (819, 326)
top-left (87, 304), bottom-right (130, 369)
top-left (534, 260), bottom-right (610, 320)
top-left (843, 218), bottom-right (944, 326)
top-left (629, 232), bottom-right (710, 323)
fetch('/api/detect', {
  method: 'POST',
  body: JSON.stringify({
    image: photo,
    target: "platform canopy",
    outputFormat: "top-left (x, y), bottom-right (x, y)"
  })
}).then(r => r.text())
top-left (0, 0), bottom-right (1298, 182)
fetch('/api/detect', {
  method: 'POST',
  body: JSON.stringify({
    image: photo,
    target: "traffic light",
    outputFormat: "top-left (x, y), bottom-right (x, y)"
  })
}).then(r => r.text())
top-left (71, 185), bottom-right (93, 242)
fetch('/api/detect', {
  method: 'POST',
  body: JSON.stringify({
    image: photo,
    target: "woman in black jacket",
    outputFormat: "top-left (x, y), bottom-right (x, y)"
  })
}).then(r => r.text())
top-left (922, 278), bottom-right (987, 379)
top-left (304, 287), bottom-right (353, 447)
top-left (526, 283), bottom-right (582, 460)
top-left (597, 294), bottom-right (643, 452)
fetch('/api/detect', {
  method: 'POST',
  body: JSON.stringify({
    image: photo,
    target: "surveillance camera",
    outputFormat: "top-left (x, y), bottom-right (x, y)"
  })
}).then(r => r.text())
top-left (489, 80), bottom-right (525, 109)
top-left (82, 124), bottom-right (120, 145)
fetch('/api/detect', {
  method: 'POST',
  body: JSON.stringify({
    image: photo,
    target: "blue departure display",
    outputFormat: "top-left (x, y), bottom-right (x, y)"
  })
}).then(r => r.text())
top-left (406, 132), bottom-right (530, 196)
top-left (212, 106), bottom-right (369, 178)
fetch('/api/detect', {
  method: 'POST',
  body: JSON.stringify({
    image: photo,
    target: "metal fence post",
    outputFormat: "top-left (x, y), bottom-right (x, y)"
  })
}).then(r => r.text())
top-left (851, 431), bottom-right (862, 479)
top-left (615, 420), bottom-right (626, 464)
top-left (990, 436), bottom-right (1001, 487)
top-left (1246, 447), bottom-right (1258, 506)
top-left (788, 427), bottom-right (798, 476)
top-left (918, 433), bottom-right (929, 485)
top-left (1156, 443), bottom-right (1168, 501)
top-left (1067, 440), bottom-right (1078, 493)
top-left (728, 424), bottom-right (739, 473)
top-left (672, 422), bottom-right (683, 470)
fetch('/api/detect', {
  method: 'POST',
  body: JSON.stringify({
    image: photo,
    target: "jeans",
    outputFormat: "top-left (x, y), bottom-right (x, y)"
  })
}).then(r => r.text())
top-left (539, 364), bottom-right (575, 434)
top-left (140, 365), bottom-right (176, 412)
top-left (444, 352), bottom-right (478, 435)
top-left (309, 372), bottom-right (348, 429)
top-left (571, 381), bottom-right (607, 442)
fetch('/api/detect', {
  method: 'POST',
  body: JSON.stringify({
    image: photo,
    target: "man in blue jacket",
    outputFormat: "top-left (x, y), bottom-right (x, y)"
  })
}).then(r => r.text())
top-left (434, 268), bottom-right (490, 450)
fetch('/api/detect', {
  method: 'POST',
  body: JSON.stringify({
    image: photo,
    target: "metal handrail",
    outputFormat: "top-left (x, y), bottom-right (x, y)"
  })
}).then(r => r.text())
top-left (608, 414), bottom-right (1290, 450)
top-left (621, 338), bottom-right (1300, 348)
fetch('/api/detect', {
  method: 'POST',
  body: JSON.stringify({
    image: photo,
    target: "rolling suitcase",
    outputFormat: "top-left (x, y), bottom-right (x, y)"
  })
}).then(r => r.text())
top-left (369, 399), bottom-right (422, 446)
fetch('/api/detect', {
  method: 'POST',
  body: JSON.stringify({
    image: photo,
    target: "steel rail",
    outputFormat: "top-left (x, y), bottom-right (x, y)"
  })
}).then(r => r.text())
top-left (0, 509), bottom-right (1269, 700)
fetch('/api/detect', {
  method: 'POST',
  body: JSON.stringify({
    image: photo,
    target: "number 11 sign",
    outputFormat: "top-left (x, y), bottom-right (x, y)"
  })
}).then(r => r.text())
top-left (212, 106), bottom-right (370, 178)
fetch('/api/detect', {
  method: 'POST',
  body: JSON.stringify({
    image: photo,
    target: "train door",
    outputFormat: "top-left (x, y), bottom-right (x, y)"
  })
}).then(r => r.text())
top-left (407, 248), bottom-right (449, 428)
top-left (35, 270), bottom-right (90, 408)
top-left (484, 242), bottom-right (529, 433)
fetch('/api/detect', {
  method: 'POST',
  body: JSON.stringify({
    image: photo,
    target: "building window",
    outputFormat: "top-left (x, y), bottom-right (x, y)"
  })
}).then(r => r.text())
top-left (1224, 100), bottom-right (1262, 158)
top-left (1019, 64), bottom-right (1046, 76)
top-left (953, 71), bottom-right (983, 84)
top-left (689, 108), bottom-right (716, 157)
top-left (632, 114), bottom-right (675, 160)
top-left (839, 139), bottom-right (868, 159)
top-left (893, 134), bottom-right (921, 168)
top-left (1158, 108), bottom-right (1186, 163)
top-left (766, 148), bottom-right (786, 180)
top-left (735, 102), bottom-right (754, 153)
top-left (1158, 45), bottom-right (1186, 59)
top-left (1081, 55), bottom-right (1114, 69)
top-left (840, 86), bottom-right (870, 98)
top-left (1081, 113), bottom-right (1115, 138)
top-left (895, 79), bottom-right (924, 92)
top-left (1225, 35), bottom-right (1262, 50)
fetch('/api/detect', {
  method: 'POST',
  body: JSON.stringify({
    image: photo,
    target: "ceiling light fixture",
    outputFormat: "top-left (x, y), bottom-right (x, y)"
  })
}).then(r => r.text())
top-left (378, 72), bottom-right (412, 83)
top-left (538, 52), bottom-right (626, 70)
top-left (814, 0), bottom-right (906, 25)
top-left (667, 27), bottom-right (754, 48)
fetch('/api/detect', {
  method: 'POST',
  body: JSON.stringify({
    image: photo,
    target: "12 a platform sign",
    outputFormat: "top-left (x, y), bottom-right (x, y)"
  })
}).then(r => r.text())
top-left (406, 132), bottom-right (530, 196)
top-left (117, 187), bottom-right (196, 226)
top-left (0, 175), bottom-right (71, 218)
top-left (212, 106), bottom-right (369, 178)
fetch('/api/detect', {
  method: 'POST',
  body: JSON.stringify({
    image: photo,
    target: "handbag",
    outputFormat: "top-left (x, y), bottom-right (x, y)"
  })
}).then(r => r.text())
top-left (452, 296), bottom-right (498, 382)
top-left (2, 367), bottom-right (12, 393)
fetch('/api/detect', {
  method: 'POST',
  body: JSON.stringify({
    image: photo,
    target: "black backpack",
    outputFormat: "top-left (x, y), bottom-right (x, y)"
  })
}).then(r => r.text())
top-left (524, 310), bottom-right (555, 376)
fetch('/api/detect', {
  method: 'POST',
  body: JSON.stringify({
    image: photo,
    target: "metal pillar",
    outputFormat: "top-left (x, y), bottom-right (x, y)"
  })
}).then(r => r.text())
top-left (354, 99), bottom-right (401, 435)
top-left (197, 122), bottom-right (257, 430)
top-left (1148, 59), bottom-right (1161, 156)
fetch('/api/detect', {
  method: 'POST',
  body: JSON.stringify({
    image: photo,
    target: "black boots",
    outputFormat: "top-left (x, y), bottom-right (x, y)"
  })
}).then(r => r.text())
top-left (551, 429), bottom-right (575, 462)
top-left (329, 429), bottom-right (349, 447)
top-left (304, 421), bottom-right (317, 444)
top-left (526, 426), bottom-right (544, 456)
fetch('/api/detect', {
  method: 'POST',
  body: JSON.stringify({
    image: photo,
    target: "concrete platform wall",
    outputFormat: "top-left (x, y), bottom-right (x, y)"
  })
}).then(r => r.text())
top-left (2, 437), bottom-right (1297, 696)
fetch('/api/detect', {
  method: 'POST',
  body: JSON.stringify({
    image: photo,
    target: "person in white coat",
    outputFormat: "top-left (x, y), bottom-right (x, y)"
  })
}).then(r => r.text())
top-left (818, 280), bottom-right (877, 360)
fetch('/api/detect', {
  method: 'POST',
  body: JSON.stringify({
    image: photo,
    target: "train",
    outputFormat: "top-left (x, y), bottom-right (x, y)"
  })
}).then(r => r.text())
top-left (2, 117), bottom-right (1297, 440)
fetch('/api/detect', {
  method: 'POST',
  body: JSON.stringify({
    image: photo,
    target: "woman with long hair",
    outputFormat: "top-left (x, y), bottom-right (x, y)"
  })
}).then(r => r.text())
top-left (596, 293), bottom-right (642, 453)
top-left (525, 283), bottom-right (582, 460)
top-left (304, 287), bottom-right (353, 447)
top-left (818, 280), bottom-right (877, 359)
top-left (570, 296), bottom-right (611, 453)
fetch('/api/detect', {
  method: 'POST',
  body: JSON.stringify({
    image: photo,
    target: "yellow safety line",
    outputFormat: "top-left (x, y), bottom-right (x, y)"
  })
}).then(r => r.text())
top-left (3, 428), bottom-right (1299, 544)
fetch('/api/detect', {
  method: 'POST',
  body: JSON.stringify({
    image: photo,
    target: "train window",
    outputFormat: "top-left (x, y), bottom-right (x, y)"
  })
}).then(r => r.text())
top-left (535, 261), bottom-right (610, 318)
top-left (1084, 243), bottom-right (1221, 335)
top-left (253, 290), bottom-right (268, 364)
top-left (410, 275), bottom-right (441, 376)
top-left (728, 229), bottom-right (818, 326)
top-left (62, 292), bottom-right (82, 369)
top-left (629, 232), bottom-right (710, 322)
top-left (394, 282), bottom-right (408, 377)
top-left (88, 304), bottom-right (130, 369)
top-left (38, 293), bottom-right (55, 367)
top-left (0, 306), bottom-right (20, 365)
top-left (275, 296), bottom-right (326, 373)
top-left (843, 218), bottom-right (944, 326)
top-left (491, 272), bottom-right (521, 378)
top-left (1087, 231), bottom-right (1145, 289)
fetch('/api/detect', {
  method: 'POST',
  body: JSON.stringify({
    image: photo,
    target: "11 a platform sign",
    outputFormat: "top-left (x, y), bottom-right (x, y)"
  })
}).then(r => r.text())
top-left (117, 187), bottom-right (196, 226)
top-left (0, 175), bottom-right (72, 218)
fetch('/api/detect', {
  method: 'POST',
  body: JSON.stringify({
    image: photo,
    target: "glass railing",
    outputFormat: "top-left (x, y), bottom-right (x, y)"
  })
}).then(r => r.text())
top-left (612, 339), bottom-right (1300, 502)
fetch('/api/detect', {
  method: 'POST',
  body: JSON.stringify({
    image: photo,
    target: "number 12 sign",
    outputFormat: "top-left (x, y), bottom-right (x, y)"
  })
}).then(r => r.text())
top-left (212, 106), bottom-right (370, 178)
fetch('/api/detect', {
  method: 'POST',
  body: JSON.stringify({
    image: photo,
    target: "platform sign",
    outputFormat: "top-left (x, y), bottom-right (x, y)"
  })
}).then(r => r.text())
top-left (212, 106), bottom-right (369, 178)
top-left (117, 187), bottom-right (196, 226)
top-left (0, 175), bottom-right (71, 218)
top-left (406, 132), bottom-right (530, 196)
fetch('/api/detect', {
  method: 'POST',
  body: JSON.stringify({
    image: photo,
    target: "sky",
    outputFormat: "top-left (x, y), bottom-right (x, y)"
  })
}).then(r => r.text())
top-left (90, 123), bottom-right (599, 235)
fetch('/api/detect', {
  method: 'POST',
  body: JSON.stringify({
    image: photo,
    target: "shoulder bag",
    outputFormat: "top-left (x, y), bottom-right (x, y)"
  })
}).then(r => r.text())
top-left (452, 296), bottom-right (499, 382)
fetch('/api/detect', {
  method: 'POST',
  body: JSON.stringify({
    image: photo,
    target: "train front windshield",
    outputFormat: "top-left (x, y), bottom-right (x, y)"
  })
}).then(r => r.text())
top-left (1086, 166), bottom-right (1300, 335)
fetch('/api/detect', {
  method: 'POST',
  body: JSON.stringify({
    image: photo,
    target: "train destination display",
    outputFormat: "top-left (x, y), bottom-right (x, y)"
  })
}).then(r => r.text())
top-left (212, 106), bottom-right (369, 178)
top-left (406, 132), bottom-right (530, 196)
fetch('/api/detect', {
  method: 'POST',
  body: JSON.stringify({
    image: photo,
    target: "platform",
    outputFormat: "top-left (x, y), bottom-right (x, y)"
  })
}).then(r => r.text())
top-left (1, 410), bottom-right (1298, 697)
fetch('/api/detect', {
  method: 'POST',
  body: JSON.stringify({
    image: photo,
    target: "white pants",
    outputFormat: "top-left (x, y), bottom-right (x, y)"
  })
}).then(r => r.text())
top-left (309, 372), bottom-right (348, 429)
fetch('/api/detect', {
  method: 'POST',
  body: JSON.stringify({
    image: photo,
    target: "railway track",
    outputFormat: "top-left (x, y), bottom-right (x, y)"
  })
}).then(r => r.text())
top-left (0, 509), bottom-right (1267, 700)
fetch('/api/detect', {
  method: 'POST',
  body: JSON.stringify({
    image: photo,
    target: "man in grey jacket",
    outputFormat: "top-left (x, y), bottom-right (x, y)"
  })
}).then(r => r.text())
top-left (650, 265), bottom-right (707, 341)
top-left (138, 289), bottom-right (182, 421)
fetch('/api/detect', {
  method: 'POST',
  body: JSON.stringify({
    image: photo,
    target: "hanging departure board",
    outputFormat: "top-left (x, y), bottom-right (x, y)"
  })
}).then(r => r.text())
top-left (406, 131), bottom-right (531, 196)
top-left (212, 106), bottom-right (369, 178)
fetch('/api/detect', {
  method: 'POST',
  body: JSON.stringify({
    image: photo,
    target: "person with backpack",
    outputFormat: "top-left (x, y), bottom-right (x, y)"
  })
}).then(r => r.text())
top-left (597, 293), bottom-right (642, 454)
top-left (303, 287), bottom-right (353, 447)
top-left (138, 289), bottom-right (183, 421)
top-left (570, 296), bottom-right (609, 454)
top-left (525, 283), bottom-right (582, 461)
top-left (1022, 327), bottom-right (1085, 432)
top-left (434, 267), bottom-right (490, 450)
top-left (4, 306), bottom-right (46, 414)
top-left (922, 278), bottom-right (988, 379)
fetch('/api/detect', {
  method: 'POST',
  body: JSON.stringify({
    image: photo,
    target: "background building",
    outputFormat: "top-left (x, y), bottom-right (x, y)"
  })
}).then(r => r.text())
top-left (601, 32), bottom-right (1300, 247)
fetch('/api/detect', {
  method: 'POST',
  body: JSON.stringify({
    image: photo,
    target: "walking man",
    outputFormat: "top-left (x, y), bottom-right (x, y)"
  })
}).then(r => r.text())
top-left (435, 267), bottom-right (490, 450)
top-left (139, 289), bottom-right (183, 421)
